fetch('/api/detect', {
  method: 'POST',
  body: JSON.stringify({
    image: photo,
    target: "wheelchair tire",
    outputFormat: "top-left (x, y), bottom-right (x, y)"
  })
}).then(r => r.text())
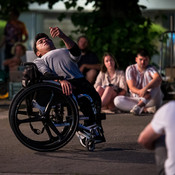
top-left (9, 82), bottom-right (79, 152)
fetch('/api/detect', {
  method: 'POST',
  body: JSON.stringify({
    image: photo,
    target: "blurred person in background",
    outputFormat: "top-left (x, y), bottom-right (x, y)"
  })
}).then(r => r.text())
top-left (138, 101), bottom-right (175, 175)
top-left (0, 9), bottom-right (28, 73)
top-left (77, 36), bottom-right (100, 84)
top-left (3, 42), bottom-right (26, 71)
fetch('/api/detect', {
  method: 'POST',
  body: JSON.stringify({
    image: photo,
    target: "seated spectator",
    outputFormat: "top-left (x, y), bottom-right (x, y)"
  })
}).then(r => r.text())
top-left (138, 101), bottom-right (175, 175)
top-left (94, 53), bottom-right (127, 113)
top-left (3, 42), bottom-right (26, 71)
top-left (114, 49), bottom-right (163, 115)
top-left (77, 36), bottom-right (100, 84)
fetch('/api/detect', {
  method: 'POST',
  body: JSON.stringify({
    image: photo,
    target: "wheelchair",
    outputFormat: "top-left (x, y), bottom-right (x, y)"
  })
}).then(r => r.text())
top-left (9, 78), bottom-right (106, 152)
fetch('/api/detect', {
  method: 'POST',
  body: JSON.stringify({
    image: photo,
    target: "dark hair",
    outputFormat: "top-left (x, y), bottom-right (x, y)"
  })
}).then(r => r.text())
top-left (101, 52), bottom-right (119, 73)
top-left (33, 33), bottom-right (50, 56)
top-left (77, 35), bottom-right (89, 43)
top-left (12, 42), bottom-right (26, 55)
top-left (137, 48), bottom-right (150, 57)
top-left (10, 9), bottom-right (20, 18)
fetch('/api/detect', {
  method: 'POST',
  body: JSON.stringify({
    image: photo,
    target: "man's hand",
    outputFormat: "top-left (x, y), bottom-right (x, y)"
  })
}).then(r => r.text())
top-left (49, 27), bottom-right (64, 38)
top-left (79, 64), bottom-right (86, 73)
top-left (138, 87), bottom-right (147, 97)
top-left (49, 26), bottom-right (75, 50)
top-left (59, 80), bottom-right (72, 96)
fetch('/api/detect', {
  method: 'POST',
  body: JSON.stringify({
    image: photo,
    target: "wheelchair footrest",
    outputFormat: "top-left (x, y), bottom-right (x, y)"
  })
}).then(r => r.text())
top-left (79, 115), bottom-right (89, 120)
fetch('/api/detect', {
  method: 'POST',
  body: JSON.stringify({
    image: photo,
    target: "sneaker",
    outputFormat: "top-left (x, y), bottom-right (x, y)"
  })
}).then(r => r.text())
top-left (76, 131), bottom-right (87, 148)
top-left (130, 105), bottom-right (144, 115)
top-left (146, 106), bottom-right (156, 114)
top-left (32, 100), bottom-right (45, 114)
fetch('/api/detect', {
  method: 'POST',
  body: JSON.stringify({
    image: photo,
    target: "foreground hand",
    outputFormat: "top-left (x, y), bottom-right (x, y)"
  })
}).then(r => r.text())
top-left (49, 27), bottom-right (64, 38)
top-left (59, 80), bottom-right (72, 96)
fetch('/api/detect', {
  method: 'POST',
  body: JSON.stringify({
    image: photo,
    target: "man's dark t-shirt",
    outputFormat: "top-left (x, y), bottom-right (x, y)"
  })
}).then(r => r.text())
top-left (78, 51), bottom-right (99, 67)
top-left (77, 51), bottom-right (99, 75)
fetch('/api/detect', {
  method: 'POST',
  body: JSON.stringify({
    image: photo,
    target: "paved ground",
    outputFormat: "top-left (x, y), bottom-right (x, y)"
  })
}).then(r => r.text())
top-left (0, 99), bottom-right (157, 175)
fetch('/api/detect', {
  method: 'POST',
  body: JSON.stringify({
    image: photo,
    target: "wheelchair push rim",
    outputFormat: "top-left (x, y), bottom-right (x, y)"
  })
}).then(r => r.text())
top-left (9, 82), bottom-right (79, 152)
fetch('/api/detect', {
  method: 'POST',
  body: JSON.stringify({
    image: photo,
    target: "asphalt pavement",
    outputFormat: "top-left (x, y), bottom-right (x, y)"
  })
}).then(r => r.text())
top-left (0, 98), bottom-right (157, 175)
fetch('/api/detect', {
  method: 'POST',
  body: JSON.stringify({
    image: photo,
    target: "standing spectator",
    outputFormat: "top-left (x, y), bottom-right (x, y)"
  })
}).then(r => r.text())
top-left (94, 53), bottom-right (127, 113)
top-left (77, 36), bottom-right (100, 84)
top-left (0, 9), bottom-right (28, 73)
top-left (138, 101), bottom-right (175, 175)
top-left (114, 49), bottom-right (163, 115)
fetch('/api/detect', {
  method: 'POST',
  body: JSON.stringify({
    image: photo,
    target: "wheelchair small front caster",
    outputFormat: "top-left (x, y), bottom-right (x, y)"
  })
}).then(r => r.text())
top-left (86, 139), bottom-right (95, 151)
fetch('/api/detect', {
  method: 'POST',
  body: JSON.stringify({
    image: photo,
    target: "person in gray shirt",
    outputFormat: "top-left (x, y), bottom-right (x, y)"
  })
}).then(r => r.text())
top-left (33, 27), bottom-right (105, 143)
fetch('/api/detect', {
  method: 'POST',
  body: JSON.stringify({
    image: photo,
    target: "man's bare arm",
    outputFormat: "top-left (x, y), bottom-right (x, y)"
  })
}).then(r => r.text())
top-left (127, 72), bottom-right (162, 97)
top-left (127, 79), bottom-right (140, 95)
top-left (144, 72), bottom-right (162, 90)
top-left (79, 64), bottom-right (101, 72)
top-left (138, 123), bottom-right (161, 150)
top-left (49, 27), bottom-right (75, 49)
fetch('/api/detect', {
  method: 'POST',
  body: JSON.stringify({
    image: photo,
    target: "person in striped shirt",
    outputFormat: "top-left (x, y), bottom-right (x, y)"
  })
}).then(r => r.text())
top-left (114, 49), bottom-right (163, 115)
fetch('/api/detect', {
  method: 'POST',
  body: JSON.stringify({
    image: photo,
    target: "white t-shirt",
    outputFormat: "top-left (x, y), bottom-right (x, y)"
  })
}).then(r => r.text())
top-left (34, 48), bottom-right (83, 80)
top-left (126, 64), bottom-right (161, 97)
top-left (151, 101), bottom-right (175, 175)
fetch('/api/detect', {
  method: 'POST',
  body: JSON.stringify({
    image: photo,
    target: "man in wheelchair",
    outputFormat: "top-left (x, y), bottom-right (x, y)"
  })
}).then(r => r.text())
top-left (32, 27), bottom-right (105, 144)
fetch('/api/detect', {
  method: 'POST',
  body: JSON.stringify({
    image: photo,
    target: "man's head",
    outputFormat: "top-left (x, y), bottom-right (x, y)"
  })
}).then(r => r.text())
top-left (12, 42), bottom-right (26, 57)
top-left (135, 49), bottom-right (150, 70)
top-left (9, 9), bottom-right (20, 20)
top-left (33, 33), bottom-right (55, 57)
top-left (77, 36), bottom-right (89, 52)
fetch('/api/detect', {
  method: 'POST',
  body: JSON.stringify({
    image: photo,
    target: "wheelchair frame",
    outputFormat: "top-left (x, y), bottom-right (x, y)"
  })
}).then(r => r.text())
top-left (9, 80), bottom-right (105, 152)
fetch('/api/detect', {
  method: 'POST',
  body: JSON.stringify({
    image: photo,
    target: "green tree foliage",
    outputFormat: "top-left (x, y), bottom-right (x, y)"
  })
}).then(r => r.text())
top-left (57, 0), bottom-right (165, 68)
top-left (0, 0), bottom-right (165, 69)
top-left (67, 0), bottom-right (164, 68)
top-left (0, 0), bottom-right (57, 19)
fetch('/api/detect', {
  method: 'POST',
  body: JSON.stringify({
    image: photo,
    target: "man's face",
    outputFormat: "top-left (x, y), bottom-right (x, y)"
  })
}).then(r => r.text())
top-left (78, 37), bottom-right (88, 51)
top-left (36, 37), bottom-right (54, 57)
top-left (15, 45), bottom-right (25, 57)
top-left (135, 54), bottom-right (149, 70)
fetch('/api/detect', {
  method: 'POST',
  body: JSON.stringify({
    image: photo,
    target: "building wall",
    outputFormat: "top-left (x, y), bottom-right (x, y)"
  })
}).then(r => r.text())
top-left (19, 11), bottom-right (77, 50)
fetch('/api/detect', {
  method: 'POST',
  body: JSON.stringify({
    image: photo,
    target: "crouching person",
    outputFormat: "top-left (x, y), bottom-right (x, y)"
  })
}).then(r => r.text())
top-left (138, 101), bottom-right (175, 175)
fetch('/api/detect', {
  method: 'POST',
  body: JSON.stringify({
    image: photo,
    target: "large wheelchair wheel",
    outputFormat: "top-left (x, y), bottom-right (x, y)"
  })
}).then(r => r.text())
top-left (9, 82), bottom-right (79, 152)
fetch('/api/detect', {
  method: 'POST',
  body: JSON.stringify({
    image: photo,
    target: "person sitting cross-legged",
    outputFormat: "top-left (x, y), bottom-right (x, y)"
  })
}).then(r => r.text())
top-left (114, 49), bottom-right (164, 115)
top-left (94, 53), bottom-right (127, 113)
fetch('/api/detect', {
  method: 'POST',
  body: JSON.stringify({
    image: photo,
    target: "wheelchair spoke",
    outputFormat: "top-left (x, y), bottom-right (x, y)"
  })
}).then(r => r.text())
top-left (48, 120), bottom-right (62, 136)
top-left (17, 110), bottom-right (40, 117)
top-left (44, 124), bottom-right (55, 140)
top-left (45, 120), bottom-right (62, 140)
top-left (17, 116), bottom-right (43, 125)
